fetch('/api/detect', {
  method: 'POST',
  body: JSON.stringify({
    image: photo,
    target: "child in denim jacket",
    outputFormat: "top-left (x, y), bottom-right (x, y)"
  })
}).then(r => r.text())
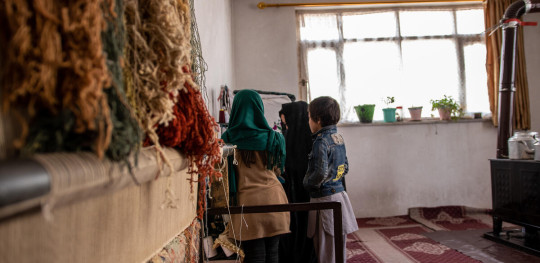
top-left (304, 96), bottom-right (358, 263)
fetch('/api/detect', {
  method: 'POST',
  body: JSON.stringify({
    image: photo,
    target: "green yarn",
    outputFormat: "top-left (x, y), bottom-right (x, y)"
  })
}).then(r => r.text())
top-left (23, 0), bottom-right (141, 167)
top-left (22, 110), bottom-right (96, 156)
top-left (101, 0), bottom-right (142, 164)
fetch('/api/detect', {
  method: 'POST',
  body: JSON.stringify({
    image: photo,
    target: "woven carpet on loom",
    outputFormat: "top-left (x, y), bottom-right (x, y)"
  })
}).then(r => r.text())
top-left (0, 148), bottom-right (198, 263)
top-left (347, 216), bottom-right (483, 263)
top-left (148, 218), bottom-right (201, 263)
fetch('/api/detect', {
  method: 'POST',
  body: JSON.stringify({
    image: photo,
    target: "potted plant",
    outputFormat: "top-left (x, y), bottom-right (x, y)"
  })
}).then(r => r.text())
top-left (408, 106), bottom-right (423, 121)
top-left (354, 104), bottom-right (376, 123)
top-left (430, 95), bottom-right (462, 121)
top-left (382, 96), bottom-right (396, 123)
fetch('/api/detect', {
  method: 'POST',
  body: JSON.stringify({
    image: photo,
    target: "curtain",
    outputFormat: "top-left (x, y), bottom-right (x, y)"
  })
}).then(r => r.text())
top-left (296, 12), bottom-right (337, 102)
top-left (485, 0), bottom-right (530, 130)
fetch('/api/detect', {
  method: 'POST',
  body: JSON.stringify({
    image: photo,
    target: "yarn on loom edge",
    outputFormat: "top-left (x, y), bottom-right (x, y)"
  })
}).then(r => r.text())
top-left (124, 0), bottom-right (196, 152)
top-left (147, 69), bottom-right (222, 219)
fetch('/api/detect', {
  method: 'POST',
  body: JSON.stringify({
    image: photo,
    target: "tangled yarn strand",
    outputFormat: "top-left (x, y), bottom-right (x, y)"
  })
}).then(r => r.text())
top-left (1, 0), bottom-right (113, 158)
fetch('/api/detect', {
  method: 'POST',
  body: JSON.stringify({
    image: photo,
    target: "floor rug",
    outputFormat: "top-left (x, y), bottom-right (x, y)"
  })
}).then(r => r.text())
top-left (347, 216), bottom-right (482, 263)
top-left (408, 206), bottom-right (493, 231)
top-left (425, 229), bottom-right (540, 263)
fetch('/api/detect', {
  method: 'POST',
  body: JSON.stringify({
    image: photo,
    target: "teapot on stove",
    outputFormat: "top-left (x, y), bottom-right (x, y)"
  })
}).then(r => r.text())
top-left (508, 131), bottom-right (537, 160)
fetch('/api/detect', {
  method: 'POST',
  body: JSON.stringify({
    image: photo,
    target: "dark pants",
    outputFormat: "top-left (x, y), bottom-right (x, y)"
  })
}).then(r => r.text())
top-left (242, 235), bottom-right (280, 263)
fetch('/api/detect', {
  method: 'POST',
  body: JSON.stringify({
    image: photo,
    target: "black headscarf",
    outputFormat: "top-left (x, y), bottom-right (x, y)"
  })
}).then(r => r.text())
top-left (279, 101), bottom-right (312, 202)
top-left (278, 101), bottom-right (316, 263)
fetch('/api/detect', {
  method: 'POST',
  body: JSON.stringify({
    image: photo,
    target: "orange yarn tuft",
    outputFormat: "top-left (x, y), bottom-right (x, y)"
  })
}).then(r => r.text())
top-left (149, 67), bottom-right (222, 218)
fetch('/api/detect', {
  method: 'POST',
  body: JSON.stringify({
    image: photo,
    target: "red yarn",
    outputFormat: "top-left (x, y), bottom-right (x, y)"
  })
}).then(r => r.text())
top-left (176, 84), bottom-right (222, 219)
top-left (148, 67), bottom-right (222, 219)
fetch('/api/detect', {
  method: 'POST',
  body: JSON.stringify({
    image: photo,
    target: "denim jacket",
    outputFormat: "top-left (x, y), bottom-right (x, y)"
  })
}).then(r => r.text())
top-left (304, 125), bottom-right (349, 198)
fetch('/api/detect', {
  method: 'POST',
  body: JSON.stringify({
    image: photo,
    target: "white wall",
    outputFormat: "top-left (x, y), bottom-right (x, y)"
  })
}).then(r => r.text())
top-left (193, 0), bottom-right (234, 119)
top-left (342, 121), bottom-right (496, 217)
top-left (524, 13), bottom-right (540, 132)
top-left (227, 0), bottom-right (540, 217)
top-left (231, 0), bottom-right (299, 94)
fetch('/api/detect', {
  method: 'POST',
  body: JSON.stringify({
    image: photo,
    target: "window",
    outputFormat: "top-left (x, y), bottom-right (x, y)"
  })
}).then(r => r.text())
top-left (297, 3), bottom-right (488, 122)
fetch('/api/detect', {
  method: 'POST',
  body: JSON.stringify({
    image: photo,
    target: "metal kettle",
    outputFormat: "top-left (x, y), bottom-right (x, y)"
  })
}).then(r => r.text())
top-left (508, 131), bottom-right (536, 160)
top-left (535, 138), bottom-right (540, 161)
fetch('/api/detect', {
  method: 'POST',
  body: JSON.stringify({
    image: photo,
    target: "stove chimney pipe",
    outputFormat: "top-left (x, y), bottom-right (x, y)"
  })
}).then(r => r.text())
top-left (496, 0), bottom-right (540, 158)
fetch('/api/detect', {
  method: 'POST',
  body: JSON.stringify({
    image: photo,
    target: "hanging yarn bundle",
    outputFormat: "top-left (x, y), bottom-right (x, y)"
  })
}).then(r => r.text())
top-left (0, 0), bottom-right (140, 163)
top-left (161, 70), bottom-right (222, 218)
top-left (1, 0), bottom-right (221, 218)
top-left (101, 0), bottom-right (142, 163)
top-left (124, 0), bottom-right (195, 153)
top-left (124, 0), bottom-right (222, 217)
top-left (0, 0), bottom-right (65, 131)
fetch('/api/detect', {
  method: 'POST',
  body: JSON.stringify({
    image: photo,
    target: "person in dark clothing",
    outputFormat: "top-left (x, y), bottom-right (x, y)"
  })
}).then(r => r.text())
top-left (278, 101), bottom-right (317, 263)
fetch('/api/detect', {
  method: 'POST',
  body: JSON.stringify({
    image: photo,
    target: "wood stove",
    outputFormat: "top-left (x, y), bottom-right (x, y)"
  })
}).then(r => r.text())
top-left (487, 159), bottom-right (540, 254)
top-left (485, 0), bottom-right (540, 256)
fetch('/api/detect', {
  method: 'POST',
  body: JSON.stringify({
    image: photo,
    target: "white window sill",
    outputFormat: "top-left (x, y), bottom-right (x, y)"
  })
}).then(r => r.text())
top-left (338, 117), bottom-right (492, 127)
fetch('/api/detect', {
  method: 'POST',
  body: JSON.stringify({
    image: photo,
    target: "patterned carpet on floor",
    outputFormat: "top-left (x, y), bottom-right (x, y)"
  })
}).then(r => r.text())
top-left (346, 206), bottom-right (497, 263)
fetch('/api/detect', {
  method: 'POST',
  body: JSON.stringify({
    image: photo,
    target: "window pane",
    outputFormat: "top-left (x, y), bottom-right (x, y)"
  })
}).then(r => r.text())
top-left (343, 12), bottom-right (396, 39)
top-left (464, 43), bottom-right (489, 113)
top-left (400, 10), bottom-right (454, 36)
top-left (300, 14), bottom-right (339, 41)
top-left (298, 3), bottom-right (488, 122)
top-left (401, 39), bottom-right (459, 117)
top-left (307, 48), bottom-right (340, 102)
top-left (456, 9), bottom-right (485, 34)
top-left (343, 41), bottom-right (401, 121)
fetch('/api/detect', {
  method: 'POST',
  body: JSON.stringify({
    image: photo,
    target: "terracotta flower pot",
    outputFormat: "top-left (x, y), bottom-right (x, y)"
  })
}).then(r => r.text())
top-left (438, 108), bottom-right (451, 120)
top-left (408, 107), bottom-right (422, 121)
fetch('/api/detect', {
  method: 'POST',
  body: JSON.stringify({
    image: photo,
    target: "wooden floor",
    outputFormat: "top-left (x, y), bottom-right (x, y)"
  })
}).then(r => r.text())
top-left (425, 229), bottom-right (540, 263)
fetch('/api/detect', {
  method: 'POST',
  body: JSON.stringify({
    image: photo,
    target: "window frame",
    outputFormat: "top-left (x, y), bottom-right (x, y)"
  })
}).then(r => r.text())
top-left (296, 3), bottom-right (486, 121)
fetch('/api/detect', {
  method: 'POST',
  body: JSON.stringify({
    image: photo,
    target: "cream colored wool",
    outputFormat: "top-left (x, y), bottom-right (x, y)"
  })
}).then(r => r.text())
top-left (124, 0), bottom-right (197, 135)
top-left (124, 0), bottom-right (199, 174)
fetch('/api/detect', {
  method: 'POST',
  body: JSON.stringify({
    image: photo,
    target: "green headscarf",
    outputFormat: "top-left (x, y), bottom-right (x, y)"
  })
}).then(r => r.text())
top-left (222, 90), bottom-right (286, 194)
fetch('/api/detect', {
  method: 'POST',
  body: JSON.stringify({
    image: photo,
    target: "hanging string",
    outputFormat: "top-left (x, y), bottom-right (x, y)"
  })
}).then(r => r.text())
top-left (189, 0), bottom-right (209, 104)
top-left (220, 166), bottom-right (241, 254)
top-left (219, 154), bottom-right (245, 262)
top-left (236, 204), bottom-right (248, 263)
top-left (233, 148), bottom-right (239, 166)
top-left (204, 175), bottom-right (210, 233)
top-left (202, 175), bottom-right (210, 263)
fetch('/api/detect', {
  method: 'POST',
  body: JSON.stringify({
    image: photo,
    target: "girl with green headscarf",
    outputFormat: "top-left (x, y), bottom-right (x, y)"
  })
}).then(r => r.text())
top-left (221, 89), bottom-right (290, 263)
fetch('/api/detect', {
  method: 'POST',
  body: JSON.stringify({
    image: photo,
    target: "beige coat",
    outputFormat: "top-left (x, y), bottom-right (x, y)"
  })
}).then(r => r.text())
top-left (228, 153), bottom-right (290, 241)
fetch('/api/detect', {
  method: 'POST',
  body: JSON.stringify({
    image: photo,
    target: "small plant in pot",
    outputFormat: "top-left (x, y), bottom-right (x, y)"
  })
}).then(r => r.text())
top-left (430, 95), bottom-right (462, 121)
top-left (382, 96), bottom-right (396, 123)
top-left (354, 104), bottom-right (376, 123)
top-left (408, 106), bottom-right (423, 121)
